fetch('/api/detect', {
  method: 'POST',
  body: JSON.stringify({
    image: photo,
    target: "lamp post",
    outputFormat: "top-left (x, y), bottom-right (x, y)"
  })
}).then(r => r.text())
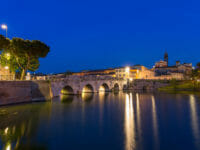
top-left (1, 24), bottom-right (8, 37)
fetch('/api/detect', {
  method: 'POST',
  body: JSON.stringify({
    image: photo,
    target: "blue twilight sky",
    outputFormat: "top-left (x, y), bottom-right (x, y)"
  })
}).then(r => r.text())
top-left (1, 0), bottom-right (200, 73)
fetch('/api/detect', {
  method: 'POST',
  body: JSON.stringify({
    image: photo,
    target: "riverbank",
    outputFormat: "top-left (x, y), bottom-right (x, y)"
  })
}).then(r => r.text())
top-left (159, 80), bottom-right (200, 93)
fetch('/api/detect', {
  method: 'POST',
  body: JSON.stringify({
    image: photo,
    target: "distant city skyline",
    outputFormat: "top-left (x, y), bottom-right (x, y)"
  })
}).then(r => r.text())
top-left (1, 0), bottom-right (200, 73)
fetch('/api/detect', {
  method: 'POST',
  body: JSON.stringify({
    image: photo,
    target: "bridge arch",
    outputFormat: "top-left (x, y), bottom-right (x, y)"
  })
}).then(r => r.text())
top-left (61, 85), bottom-right (74, 95)
top-left (82, 84), bottom-right (94, 93)
top-left (99, 83), bottom-right (110, 92)
top-left (113, 83), bottom-right (120, 92)
top-left (142, 85), bottom-right (150, 91)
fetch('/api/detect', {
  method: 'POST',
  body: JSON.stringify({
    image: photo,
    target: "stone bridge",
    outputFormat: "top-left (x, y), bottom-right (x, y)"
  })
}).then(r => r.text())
top-left (50, 75), bottom-right (127, 97)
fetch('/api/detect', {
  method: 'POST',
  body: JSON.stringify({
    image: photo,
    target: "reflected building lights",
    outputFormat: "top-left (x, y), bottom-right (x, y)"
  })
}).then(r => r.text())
top-left (136, 93), bottom-right (142, 145)
top-left (99, 86), bottom-right (105, 93)
top-left (189, 95), bottom-right (200, 148)
top-left (98, 91), bottom-right (105, 133)
top-left (151, 95), bottom-right (159, 149)
top-left (5, 142), bottom-right (11, 150)
top-left (124, 93), bottom-right (136, 150)
top-left (4, 127), bottom-right (8, 135)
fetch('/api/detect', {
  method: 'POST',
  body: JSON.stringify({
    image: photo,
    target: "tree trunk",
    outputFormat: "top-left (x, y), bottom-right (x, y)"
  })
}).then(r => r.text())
top-left (20, 69), bottom-right (26, 80)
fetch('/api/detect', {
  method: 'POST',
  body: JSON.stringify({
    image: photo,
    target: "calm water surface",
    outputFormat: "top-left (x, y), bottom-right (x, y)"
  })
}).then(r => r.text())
top-left (0, 92), bottom-right (200, 150)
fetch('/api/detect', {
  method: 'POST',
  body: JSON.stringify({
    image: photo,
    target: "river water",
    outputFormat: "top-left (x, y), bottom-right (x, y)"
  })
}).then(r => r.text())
top-left (0, 92), bottom-right (200, 150)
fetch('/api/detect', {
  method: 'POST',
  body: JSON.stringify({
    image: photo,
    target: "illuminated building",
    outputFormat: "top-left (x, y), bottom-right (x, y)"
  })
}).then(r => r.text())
top-left (153, 53), bottom-right (192, 76)
top-left (115, 65), bottom-right (155, 80)
top-left (72, 68), bottom-right (116, 77)
top-left (0, 64), bottom-right (14, 80)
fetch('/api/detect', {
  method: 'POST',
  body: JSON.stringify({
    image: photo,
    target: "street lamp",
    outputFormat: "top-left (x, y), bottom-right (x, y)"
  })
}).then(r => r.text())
top-left (125, 66), bottom-right (130, 73)
top-left (125, 66), bottom-right (130, 77)
top-left (1, 24), bottom-right (7, 37)
top-left (5, 53), bottom-right (10, 60)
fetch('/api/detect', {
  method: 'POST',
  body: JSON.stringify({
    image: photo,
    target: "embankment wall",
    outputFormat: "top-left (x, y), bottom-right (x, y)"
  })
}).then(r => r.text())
top-left (0, 81), bottom-right (52, 106)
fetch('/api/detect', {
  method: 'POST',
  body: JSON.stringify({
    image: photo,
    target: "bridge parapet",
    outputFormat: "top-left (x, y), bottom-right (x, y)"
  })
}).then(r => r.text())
top-left (50, 75), bottom-right (125, 82)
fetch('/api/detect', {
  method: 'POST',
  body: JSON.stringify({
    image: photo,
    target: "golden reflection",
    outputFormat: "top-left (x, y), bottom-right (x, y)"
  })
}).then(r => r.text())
top-left (151, 95), bottom-right (159, 149)
top-left (124, 93), bottom-right (136, 150)
top-left (99, 92), bottom-right (105, 129)
top-left (4, 127), bottom-right (8, 135)
top-left (136, 93), bottom-right (142, 143)
top-left (81, 92), bottom-right (93, 101)
top-left (189, 95), bottom-right (200, 148)
top-left (99, 92), bottom-right (105, 101)
top-left (99, 86), bottom-right (105, 93)
top-left (5, 142), bottom-right (11, 150)
top-left (60, 94), bottom-right (74, 103)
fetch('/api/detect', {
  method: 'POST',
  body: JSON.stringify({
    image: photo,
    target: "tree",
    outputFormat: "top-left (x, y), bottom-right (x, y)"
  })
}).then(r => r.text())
top-left (9, 38), bottom-right (50, 80)
top-left (197, 62), bottom-right (200, 70)
top-left (0, 35), bottom-right (17, 74)
top-left (0, 35), bottom-right (9, 50)
top-left (190, 69), bottom-right (199, 80)
top-left (0, 51), bottom-right (18, 73)
top-left (0, 35), bottom-right (50, 80)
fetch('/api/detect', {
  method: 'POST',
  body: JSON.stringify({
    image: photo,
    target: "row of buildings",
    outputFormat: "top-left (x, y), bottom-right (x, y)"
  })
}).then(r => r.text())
top-left (0, 52), bottom-right (193, 81)
top-left (71, 52), bottom-right (193, 80)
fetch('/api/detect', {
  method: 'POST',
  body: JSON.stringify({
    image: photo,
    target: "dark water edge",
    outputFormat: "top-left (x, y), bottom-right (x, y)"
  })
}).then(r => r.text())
top-left (0, 92), bottom-right (200, 150)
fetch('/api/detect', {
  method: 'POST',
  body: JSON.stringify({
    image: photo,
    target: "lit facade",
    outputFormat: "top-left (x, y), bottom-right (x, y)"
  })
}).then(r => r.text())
top-left (72, 69), bottom-right (116, 77)
top-left (0, 64), bottom-right (15, 80)
top-left (153, 52), bottom-right (193, 78)
top-left (115, 65), bottom-right (154, 80)
top-left (155, 60), bottom-right (168, 68)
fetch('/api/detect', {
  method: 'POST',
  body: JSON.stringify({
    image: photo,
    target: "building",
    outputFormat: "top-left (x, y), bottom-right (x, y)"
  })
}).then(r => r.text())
top-left (115, 65), bottom-right (155, 80)
top-left (0, 64), bottom-right (15, 80)
top-left (164, 51), bottom-right (169, 66)
top-left (155, 60), bottom-right (168, 68)
top-left (153, 52), bottom-right (192, 77)
top-left (115, 67), bottom-right (130, 79)
top-left (137, 66), bottom-right (155, 79)
top-left (72, 69), bottom-right (116, 77)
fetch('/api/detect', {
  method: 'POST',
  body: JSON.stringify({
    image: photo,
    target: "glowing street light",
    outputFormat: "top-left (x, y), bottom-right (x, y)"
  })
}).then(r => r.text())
top-left (5, 53), bottom-right (10, 60)
top-left (6, 53), bottom-right (10, 57)
top-left (125, 66), bottom-right (130, 80)
top-left (125, 66), bottom-right (130, 73)
top-left (1, 24), bottom-right (8, 37)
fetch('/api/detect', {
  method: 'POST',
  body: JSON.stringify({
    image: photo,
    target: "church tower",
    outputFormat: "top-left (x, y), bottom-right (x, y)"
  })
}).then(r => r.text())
top-left (164, 52), bottom-right (168, 66)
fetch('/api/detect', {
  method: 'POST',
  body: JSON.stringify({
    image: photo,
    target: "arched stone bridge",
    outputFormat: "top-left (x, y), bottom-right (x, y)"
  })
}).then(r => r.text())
top-left (50, 75), bottom-right (127, 97)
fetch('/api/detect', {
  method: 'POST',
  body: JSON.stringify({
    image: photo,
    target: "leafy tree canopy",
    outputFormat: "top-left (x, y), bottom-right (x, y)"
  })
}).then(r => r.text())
top-left (0, 35), bottom-right (10, 50)
top-left (197, 62), bottom-right (200, 70)
top-left (0, 35), bottom-right (50, 80)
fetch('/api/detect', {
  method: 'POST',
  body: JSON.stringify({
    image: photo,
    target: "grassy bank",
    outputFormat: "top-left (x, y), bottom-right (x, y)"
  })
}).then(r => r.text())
top-left (159, 80), bottom-right (200, 93)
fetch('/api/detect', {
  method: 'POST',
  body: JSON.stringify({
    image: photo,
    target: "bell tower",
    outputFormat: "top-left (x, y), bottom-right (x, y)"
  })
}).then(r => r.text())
top-left (164, 52), bottom-right (168, 66)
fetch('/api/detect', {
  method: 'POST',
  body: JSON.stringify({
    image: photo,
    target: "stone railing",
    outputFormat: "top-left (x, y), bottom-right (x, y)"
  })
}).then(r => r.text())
top-left (50, 75), bottom-right (124, 82)
top-left (0, 75), bottom-right (15, 81)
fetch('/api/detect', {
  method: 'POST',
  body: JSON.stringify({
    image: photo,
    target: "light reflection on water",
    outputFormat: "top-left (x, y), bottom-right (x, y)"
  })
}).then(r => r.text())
top-left (151, 95), bottom-right (159, 149)
top-left (0, 92), bottom-right (200, 150)
top-left (136, 93), bottom-right (142, 148)
top-left (124, 93), bottom-right (136, 150)
top-left (189, 95), bottom-right (200, 149)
